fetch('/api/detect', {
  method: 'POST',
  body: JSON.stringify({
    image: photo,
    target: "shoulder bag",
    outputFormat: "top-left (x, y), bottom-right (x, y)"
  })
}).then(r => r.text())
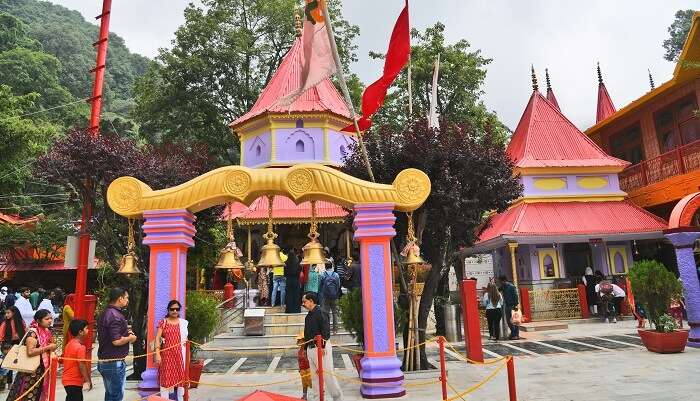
top-left (1, 329), bottom-right (41, 373)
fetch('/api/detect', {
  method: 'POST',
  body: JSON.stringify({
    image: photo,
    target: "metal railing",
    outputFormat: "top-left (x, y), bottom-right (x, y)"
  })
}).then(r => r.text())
top-left (619, 138), bottom-right (700, 192)
top-left (528, 288), bottom-right (582, 321)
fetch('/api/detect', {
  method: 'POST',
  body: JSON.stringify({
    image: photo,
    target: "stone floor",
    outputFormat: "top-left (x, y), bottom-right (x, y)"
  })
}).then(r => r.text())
top-left (47, 319), bottom-right (700, 400)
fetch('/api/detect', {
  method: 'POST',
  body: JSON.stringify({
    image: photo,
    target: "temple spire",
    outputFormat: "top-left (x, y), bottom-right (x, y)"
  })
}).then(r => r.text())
top-left (595, 62), bottom-right (616, 123)
top-left (294, 7), bottom-right (302, 37)
top-left (531, 64), bottom-right (539, 92)
top-left (545, 68), bottom-right (560, 111)
top-left (648, 68), bottom-right (655, 90)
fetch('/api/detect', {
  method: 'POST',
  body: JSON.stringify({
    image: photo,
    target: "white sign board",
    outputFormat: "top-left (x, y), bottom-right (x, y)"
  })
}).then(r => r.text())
top-left (463, 254), bottom-right (494, 289)
top-left (64, 236), bottom-right (97, 269)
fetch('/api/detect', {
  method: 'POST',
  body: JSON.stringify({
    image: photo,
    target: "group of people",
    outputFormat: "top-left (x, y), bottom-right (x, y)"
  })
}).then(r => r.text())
top-left (582, 268), bottom-right (628, 323)
top-left (481, 276), bottom-right (522, 341)
top-left (0, 287), bottom-right (61, 327)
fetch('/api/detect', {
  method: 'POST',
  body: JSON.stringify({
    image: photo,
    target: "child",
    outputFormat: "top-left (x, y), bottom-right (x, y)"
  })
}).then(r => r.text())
top-left (0, 343), bottom-right (12, 390)
top-left (296, 334), bottom-right (311, 400)
top-left (62, 319), bottom-right (92, 401)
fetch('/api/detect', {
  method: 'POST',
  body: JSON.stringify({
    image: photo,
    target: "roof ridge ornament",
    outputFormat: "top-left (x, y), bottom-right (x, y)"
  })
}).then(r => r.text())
top-left (648, 68), bottom-right (655, 90)
top-left (531, 64), bottom-right (539, 92)
top-left (597, 62), bottom-right (604, 85)
top-left (545, 68), bottom-right (552, 92)
top-left (294, 6), bottom-right (302, 38)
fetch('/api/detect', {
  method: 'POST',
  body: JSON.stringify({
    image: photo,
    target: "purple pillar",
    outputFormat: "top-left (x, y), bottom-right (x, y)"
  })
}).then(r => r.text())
top-left (139, 210), bottom-right (196, 395)
top-left (353, 204), bottom-right (405, 399)
top-left (665, 229), bottom-right (700, 347)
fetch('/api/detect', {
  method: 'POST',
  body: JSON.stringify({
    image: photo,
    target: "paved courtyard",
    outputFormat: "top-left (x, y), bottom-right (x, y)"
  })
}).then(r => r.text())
top-left (47, 319), bottom-right (700, 401)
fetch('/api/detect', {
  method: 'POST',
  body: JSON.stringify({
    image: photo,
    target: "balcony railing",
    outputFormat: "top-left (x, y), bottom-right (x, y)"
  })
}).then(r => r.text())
top-left (619, 138), bottom-right (700, 192)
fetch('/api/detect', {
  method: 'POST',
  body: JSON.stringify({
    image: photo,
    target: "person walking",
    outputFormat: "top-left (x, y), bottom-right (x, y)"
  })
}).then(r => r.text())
top-left (97, 288), bottom-right (136, 401)
top-left (154, 300), bottom-right (188, 401)
top-left (285, 250), bottom-right (302, 314)
top-left (62, 319), bottom-right (92, 401)
top-left (305, 264), bottom-right (322, 295)
top-left (6, 309), bottom-right (56, 401)
top-left (319, 264), bottom-right (341, 334)
top-left (482, 283), bottom-right (503, 341)
top-left (302, 292), bottom-right (342, 401)
top-left (15, 288), bottom-right (35, 327)
top-left (271, 251), bottom-right (288, 307)
top-left (29, 289), bottom-right (40, 311)
top-left (497, 276), bottom-right (521, 340)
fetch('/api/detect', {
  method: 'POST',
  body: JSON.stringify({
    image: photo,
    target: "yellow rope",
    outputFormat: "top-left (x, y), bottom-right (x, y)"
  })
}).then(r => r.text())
top-left (445, 341), bottom-right (507, 365)
top-left (333, 336), bottom-right (438, 354)
top-left (444, 357), bottom-right (510, 401)
top-left (188, 339), bottom-right (313, 356)
top-left (447, 381), bottom-right (467, 401)
top-left (128, 380), bottom-right (187, 401)
top-left (59, 341), bottom-right (184, 362)
top-left (11, 365), bottom-right (50, 401)
top-left (325, 371), bottom-right (439, 388)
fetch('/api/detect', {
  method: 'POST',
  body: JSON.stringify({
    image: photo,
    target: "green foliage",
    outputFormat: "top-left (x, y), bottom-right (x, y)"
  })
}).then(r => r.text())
top-left (628, 260), bottom-right (683, 332)
top-left (186, 291), bottom-right (220, 344)
top-left (338, 288), bottom-right (364, 346)
top-left (663, 9), bottom-right (695, 62)
top-left (132, 0), bottom-right (358, 166)
top-left (657, 314), bottom-right (679, 333)
top-left (0, 217), bottom-right (70, 261)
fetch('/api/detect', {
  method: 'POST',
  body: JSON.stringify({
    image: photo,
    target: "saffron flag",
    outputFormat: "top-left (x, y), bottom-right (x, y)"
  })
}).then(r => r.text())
top-left (277, 0), bottom-right (337, 106)
top-left (342, 2), bottom-right (410, 132)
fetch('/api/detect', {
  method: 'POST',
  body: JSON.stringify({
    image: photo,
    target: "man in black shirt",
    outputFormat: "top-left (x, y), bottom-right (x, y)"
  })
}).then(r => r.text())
top-left (303, 292), bottom-right (343, 401)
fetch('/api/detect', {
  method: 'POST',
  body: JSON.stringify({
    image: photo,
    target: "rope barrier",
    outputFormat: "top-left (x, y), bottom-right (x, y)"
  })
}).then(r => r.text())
top-left (444, 356), bottom-right (510, 401)
top-left (11, 365), bottom-right (50, 401)
top-left (333, 337), bottom-right (436, 354)
top-left (447, 381), bottom-right (467, 401)
top-left (128, 380), bottom-right (187, 401)
top-left (445, 341), bottom-right (507, 365)
top-left (189, 339), bottom-right (313, 356)
top-left (324, 371), bottom-right (440, 389)
top-left (58, 341), bottom-right (184, 363)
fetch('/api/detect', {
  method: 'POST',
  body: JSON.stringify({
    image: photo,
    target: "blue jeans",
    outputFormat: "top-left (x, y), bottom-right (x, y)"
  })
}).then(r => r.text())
top-left (271, 276), bottom-right (286, 306)
top-left (98, 360), bottom-right (126, 401)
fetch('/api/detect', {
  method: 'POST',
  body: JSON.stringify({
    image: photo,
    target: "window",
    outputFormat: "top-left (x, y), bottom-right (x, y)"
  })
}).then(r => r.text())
top-left (340, 145), bottom-right (346, 155)
top-left (607, 246), bottom-right (629, 274)
top-left (295, 140), bottom-right (305, 152)
top-left (537, 248), bottom-right (560, 279)
top-left (256, 145), bottom-right (261, 156)
top-left (609, 124), bottom-right (644, 164)
top-left (296, 119), bottom-right (304, 128)
top-left (654, 95), bottom-right (700, 153)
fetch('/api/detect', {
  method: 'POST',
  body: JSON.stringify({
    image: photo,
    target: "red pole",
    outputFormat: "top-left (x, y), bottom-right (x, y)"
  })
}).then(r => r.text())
top-left (88, 0), bottom-right (112, 133)
top-left (459, 279), bottom-right (484, 363)
top-left (438, 336), bottom-right (447, 401)
top-left (48, 353), bottom-right (58, 401)
top-left (224, 282), bottom-right (235, 309)
top-left (507, 356), bottom-right (517, 401)
top-left (315, 335), bottom-right (325, 401)
top-left (184, 341), bottom-right (190, 401)
top-left (577, 284), bottom-right (590, 319)
top-left (519, 287), bottom-right (531, 323)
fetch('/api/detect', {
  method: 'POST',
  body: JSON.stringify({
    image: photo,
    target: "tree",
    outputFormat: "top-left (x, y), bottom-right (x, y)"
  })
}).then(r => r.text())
top-left (663, 9), bottom-right (695, 62)
top-left (132, 0), bottom-right (359, 165)
top-left (369, 23), bottom-right (508, 143)
top-left (342, 118), bottom-right (521, 369)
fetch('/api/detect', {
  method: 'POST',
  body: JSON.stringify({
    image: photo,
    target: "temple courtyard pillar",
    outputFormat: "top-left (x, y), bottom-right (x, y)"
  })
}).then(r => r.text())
top-left (664, 228), bottom-right (700, 347)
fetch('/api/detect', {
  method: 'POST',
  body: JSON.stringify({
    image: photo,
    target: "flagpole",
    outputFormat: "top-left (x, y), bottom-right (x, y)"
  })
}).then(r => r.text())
top-left (321, 3), bottom-right (376, 183)
top-left (406, 0), bottom-right (413, 118)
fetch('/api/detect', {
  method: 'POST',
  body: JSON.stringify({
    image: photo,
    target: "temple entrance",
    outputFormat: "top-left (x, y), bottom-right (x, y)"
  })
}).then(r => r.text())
top-left (563, 243), bottom-right (592, 285)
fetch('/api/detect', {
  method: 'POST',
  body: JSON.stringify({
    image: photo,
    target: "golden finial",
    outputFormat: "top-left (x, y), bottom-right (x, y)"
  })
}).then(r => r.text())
top-left (294, 7), bottom-right (302, 37)
top-left (648, 69), bottom-right (655, 90)
top-left (531, 64), bottom-right (539, 91)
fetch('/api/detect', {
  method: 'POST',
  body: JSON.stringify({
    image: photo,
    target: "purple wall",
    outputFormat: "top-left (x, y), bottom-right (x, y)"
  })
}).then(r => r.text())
top-left (328, 131), bottom-right (356, 163)
top-left (521, 173), bottom-right (623, 198)
top-left (276, 128), bottom-right (323, 162)
top-left (243, 132), bottom-right (271, 167)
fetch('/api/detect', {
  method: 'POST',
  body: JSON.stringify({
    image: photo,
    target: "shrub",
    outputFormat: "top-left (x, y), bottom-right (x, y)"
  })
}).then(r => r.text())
top-left (628, 260), bottom-right (683, 332)
top-left (338, 288), bottom-right (364, 346)
top-left (186, 291), bottom-right (220, 343)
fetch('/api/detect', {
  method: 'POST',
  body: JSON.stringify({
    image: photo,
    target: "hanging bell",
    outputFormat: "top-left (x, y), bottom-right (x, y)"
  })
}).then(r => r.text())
top-left (403, 245), bottom-right (426, 266)
top-left (257, 235), bottom-right (285, 268)
top-left (302, 236), bottom-right (326, 266)
top-left (117, 251), bottom-right (141, 275)
top-left (215, 245), bottom-right (244, 271)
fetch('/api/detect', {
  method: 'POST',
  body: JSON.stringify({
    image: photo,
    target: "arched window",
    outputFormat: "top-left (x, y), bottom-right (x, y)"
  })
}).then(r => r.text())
top-left (256, 145), bottom-right (262, 156)
top-left (296, 119), bottom-right (304, 128)
top-left (340, 145), bottom-right (346, 155)
top-left (614, 252), bottom-right (625, 274)
top-left (296, 140), bottom-right (305, 152)
top-left (543, 255), bottom-right (555, 278)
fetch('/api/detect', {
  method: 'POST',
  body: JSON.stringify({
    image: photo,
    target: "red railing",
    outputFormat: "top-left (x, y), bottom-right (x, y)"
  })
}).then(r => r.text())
top-left (619, 138), bottom-right (700, 192)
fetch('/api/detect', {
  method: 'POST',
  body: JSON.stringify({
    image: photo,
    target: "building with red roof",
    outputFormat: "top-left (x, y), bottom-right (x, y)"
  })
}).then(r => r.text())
top-left (464, 71), bottom-right (667, 292)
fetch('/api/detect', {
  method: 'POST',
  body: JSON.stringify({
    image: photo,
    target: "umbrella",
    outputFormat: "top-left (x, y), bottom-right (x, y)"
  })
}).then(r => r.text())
top-left (236, 390), bottom-right (305, 401)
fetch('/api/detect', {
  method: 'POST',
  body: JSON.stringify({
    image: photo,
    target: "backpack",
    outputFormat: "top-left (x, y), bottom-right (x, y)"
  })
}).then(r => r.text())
top-left (322, 272), bottom-right (341, 300)
top-left (599, 281), bottom-right (613, 294)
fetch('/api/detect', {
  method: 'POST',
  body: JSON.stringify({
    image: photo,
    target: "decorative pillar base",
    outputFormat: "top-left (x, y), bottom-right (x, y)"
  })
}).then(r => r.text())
top-left (360, 356), bottom-right (405, 399)
top-left (665, 230), bottom-right (700, 348)
top-left (138, 368), bottom-right (159, 397)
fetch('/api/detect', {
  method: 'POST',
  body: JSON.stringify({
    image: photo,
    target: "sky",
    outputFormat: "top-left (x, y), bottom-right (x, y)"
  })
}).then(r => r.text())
top-left (49, 0), bottom-right (697, 131)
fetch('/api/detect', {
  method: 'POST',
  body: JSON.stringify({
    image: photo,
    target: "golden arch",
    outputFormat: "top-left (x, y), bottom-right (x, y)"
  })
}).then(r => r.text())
top-left (107, 163), bottom-right (431, 218)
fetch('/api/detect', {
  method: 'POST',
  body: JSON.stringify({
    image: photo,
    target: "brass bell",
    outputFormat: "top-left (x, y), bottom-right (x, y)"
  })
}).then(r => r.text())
top-left (403, 245), bottom-right (426, 266)
top-left (302, 236), bottom-right (326, 265)
top-left (117, 251), bottom-right (141, 275)
top-left (215, 245), bottom-right (244, 271)
top-left (257, 236), bottom-right (285, 267)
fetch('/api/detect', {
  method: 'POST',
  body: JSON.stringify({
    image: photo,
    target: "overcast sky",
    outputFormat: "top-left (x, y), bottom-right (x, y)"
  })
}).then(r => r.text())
top-left (50, 0), bottom-right (697, 130)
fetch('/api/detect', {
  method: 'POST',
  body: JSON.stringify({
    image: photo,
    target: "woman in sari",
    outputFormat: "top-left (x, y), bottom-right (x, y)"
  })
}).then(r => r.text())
top-left (0, 306), bottom-right (27, 386)
top-left (6, 309), bottom-right (56, 401)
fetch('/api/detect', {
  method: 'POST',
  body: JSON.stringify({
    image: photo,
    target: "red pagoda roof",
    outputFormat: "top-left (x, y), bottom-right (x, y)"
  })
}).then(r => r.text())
top-left (476, 201), bottom-right (667, 246)
top-left (545, 88), bottom-right (560, 112)
top-left (230, 37), bottom-right (350, 128)
top-left (506, 90), bottom-right (628, 169)
top-left (0, 212), bottom-right (40, 227)
top-left (595, 65), bottom-right (616, 123)
top-left (222, 196), bottom-right (348, 225)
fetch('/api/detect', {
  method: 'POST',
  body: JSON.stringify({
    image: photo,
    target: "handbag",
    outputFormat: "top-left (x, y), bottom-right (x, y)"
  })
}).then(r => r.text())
top-left (511, 309), bottom-right (523, 325)
top-left (1, 330), bottom-right (41, 373)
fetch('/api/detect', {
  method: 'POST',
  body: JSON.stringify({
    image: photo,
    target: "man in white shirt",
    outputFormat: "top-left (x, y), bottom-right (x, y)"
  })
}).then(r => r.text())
top-left (611, 282), bottom-right (626, 321)
top-left (15, 287), bottom-right (36, 326)
top-left (37, 290), bottom-right (59, 320)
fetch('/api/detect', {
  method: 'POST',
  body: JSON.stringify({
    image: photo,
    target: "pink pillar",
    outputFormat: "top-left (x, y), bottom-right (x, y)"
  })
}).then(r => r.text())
top-left (139, 210), bottom-right (196, 395)
top-left (353, 204), bottom-right (404, 399)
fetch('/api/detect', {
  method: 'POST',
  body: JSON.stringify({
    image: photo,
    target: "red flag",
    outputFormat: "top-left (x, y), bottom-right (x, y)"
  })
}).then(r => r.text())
top-left (342, 2), bottom-right (410, 132)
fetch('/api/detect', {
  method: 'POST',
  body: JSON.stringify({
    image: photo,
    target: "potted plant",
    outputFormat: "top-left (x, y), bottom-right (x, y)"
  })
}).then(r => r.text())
top-left (338, 288), bottom-right (364, 375)
top-left (185, 291), bottom-right (220, 387)
top-left (628, 260), bottom-right (687, 353)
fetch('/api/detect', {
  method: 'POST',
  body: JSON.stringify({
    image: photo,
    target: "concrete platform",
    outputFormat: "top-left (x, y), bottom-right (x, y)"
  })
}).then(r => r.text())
top-left (518, 320), bottom-right (569, 332)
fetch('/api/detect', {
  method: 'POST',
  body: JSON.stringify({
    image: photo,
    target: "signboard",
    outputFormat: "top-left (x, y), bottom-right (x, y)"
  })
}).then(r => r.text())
top-left (64, 236), bottom-right (97, 269)
top-left (463, 254), bottom-right (494, 289)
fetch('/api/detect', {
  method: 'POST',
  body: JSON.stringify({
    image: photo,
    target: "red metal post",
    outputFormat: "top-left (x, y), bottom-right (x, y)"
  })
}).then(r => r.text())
top-left (438, 336), bottom-right (447, 401)
top-left (507, 357), bottom-right (517, 401)
top-left (184, 341), bottom-right (191, 401)
top-left (459, 279), bottom-right (484, 363)
top-left (577, 284), bottom-right (590, 319)
top-left (48, 353), bottom-right (58, 401)
top-left (88, 0), bottom-right (112, 133)
top-left (315, 335), bottom-right (325, 401)
top-left (224, 282), bottom-right (235, 309)
top-left (519, 287), bottom-right (532, 323)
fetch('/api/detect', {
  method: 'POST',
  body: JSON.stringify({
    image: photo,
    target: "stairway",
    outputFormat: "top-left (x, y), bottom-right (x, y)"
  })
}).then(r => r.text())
top-left (199, 306), bottom-right (358, 358)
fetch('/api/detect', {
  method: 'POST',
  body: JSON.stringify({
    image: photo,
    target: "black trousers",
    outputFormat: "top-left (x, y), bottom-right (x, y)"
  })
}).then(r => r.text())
top-left (486, 308), bottom-right (502, 340)
top-left (64, 385), bottom-right (83, 401)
